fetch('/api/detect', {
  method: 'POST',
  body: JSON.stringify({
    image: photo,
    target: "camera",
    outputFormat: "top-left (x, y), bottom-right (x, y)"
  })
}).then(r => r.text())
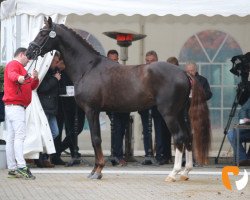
top-left (230, 52), bottom-right (250, 105)
top-left (230, 52), bottom-right (250, 77)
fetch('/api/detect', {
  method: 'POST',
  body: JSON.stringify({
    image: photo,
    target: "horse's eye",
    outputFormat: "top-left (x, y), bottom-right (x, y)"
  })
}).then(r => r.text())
top-left (40, 30), bottom-right (49, 37)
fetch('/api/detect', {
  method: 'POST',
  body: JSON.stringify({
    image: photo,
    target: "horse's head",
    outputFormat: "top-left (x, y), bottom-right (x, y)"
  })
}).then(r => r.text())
top-left (26, 17), bottom-right (58, 59)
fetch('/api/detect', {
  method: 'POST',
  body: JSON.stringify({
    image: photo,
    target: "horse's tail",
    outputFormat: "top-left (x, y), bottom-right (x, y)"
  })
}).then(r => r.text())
top-left (189, 77), bottom-right (211, 164)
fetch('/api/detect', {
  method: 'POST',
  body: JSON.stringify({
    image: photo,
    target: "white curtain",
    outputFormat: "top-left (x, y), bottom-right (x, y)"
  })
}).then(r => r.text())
top-left (1, 14), bottom-right (66, 158)
top-left (0, 16), bottom-right (17, 65)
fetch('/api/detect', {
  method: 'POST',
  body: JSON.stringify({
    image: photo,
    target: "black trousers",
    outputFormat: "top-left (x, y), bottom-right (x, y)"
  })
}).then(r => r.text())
top-left (139, 106), bottom-right (172, 160)
top-left (151, 107), bottom-right (172, 161)
top-left (56, 97), bottom-right (85, 157)
top-left (108, 112), bottom-right (130, 160)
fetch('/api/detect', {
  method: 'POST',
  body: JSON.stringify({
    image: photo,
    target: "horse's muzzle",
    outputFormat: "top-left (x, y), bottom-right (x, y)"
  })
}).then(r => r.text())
top-left (26, 42), bottom-right (42, 59)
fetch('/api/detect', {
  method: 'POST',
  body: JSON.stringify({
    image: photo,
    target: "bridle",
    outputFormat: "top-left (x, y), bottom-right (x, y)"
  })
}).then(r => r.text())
top-left (29, 24), bottom-right (57, 60)
top-left (26, 24), bottom-right (57, 74)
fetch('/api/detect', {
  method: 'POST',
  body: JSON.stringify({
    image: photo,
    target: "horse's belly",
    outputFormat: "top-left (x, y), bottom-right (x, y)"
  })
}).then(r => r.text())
top-left (100, 98), bottom-right (155, 112)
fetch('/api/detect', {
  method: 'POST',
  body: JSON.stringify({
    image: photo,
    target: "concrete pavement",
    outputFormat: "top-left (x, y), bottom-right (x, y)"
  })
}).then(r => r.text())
top-left (0, 156), bottom-right (250, 200)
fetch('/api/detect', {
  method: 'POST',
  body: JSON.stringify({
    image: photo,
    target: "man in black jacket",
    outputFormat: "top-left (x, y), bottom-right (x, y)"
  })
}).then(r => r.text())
top-left (36, 53), bottom-right (62, 167)
top-left (48, 52), bottom-right (85, 165)
top-left (185, 61), bottom-right (212, 101)
top-left (55, 69), bottom-right (85, 163)
top-left (183, 61), bottom-right (212, 167)
top-left (106, 50), bottom-right (129, 166)
top-left (141, 51), bottom-right (173, 165)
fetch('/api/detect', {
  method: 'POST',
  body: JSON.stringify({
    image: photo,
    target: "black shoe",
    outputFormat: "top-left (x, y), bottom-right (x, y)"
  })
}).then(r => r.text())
top-left (71, 152), bottom-right (81, 158)
top-left (34, 159), bottom-right (44, 168)
top-left (76, 152), bottom-right (81, 158)
top-left (141, 156), bottom-right (154, 165)
top-left (111, 158), bottom-right (127, 167)
top-left (157, 158), bottom-right (169, 165)
top-left (110, 157), bottom-right (120, 166)
top-left (118, 159), bottom-right (127, 166)
top-left (42, 160), bottom-right (55, 168)
top-left (239, 159), bottom-right (250, 166)
top-left (51, 157), bottom-right (66, 165)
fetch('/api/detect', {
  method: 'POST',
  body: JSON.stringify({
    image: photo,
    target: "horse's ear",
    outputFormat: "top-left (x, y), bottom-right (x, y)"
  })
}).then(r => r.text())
top-left (44, 17), bottom-right (49, 27)
top-left (48, 17), bottom-right (53, 28)
top-left (44, 17), bottom-right (52, 28)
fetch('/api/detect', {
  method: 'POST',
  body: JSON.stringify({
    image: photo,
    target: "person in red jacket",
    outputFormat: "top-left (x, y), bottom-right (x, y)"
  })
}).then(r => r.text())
top-left (3, 47), bottom-right (39, 180)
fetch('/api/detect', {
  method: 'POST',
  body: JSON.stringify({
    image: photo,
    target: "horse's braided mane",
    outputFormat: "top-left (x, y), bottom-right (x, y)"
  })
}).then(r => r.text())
top-left (59, 24), bottom-right (101, 56)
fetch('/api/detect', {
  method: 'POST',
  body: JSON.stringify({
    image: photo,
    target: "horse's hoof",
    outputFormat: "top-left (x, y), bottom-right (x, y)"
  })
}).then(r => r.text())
top-left (165, 176), bottom-right (176, 182)
top-left (180, 175), bottom-right (189, 181)
top-left (87, 172), bottom-right (94, 178)
top-left (90, 172), bottom-right (103, 180)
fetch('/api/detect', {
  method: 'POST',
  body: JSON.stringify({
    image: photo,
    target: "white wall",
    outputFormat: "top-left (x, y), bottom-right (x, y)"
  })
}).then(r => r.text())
top-left (66, 14), bottom-right (250, 157)
top-left (66, 14), bottom-right (250, 62)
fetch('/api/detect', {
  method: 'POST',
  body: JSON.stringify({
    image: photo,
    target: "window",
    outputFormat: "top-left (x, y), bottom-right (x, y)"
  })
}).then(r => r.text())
top-left (179, 30), bottom-right (243, 133)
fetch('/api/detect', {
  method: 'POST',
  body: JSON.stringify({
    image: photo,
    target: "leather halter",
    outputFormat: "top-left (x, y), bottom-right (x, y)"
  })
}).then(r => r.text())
top-left (29, 24), bottom-right (56, 60)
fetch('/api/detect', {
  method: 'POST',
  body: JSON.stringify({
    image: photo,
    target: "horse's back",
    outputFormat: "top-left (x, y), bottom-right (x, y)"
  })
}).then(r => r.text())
top-left (139, 62), bottom-right (191, 116)
top-left (148, 62), bottom-right (188, 84)
top-left (76, 60), bottom-right (190, 112)
top-left (147, 62), bottom-right (190, 102)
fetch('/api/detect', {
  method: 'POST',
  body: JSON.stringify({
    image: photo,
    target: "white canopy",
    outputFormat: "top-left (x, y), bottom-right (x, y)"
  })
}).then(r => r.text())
top-left (1, 0), bottom-right (250, 19)
top-left (1, 0), bottom-right (250, 159)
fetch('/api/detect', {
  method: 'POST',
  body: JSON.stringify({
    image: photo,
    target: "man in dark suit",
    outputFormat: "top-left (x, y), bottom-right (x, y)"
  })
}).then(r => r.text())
top-left (106, 50), bottom-right (129, 166)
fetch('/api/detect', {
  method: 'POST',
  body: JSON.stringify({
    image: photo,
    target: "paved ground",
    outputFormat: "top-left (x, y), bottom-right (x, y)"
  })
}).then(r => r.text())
top-left (0, 156), bottom-right (250, 200)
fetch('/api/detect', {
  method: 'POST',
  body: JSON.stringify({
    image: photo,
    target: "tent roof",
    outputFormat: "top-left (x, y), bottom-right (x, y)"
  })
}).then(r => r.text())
top-left (1, 0), bottom-right (250, 20)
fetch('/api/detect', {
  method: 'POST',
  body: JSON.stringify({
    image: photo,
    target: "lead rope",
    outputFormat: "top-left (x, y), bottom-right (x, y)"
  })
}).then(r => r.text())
top-left (16, 57), bottom-right (39, 94)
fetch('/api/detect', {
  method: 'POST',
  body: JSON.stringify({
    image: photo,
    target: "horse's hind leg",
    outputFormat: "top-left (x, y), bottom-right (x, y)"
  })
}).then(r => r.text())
top-left (165, 145), bottom-right (184, 182)
top-left (180, 148), bottom-right (193, 181)
top-left (162, 107), bottom-right (191, 182)
top-left (84, 108), bottom-right (105, 179)
top-left (179, 107), bottom-right (193, 181)
top-left (161, 114), bottom-right (183, 182)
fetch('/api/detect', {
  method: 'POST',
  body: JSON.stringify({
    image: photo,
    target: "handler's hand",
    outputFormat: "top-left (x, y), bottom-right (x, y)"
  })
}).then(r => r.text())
top-left (54, 72), bottom-right (61, 81)
top-left (18, 76), bottom-right (25, 84)
top-left (32, 69), bottom-right (38, 80)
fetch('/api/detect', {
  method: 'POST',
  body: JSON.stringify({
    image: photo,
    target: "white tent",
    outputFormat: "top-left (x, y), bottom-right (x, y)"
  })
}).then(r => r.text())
top-left (1, 0), bottom-right (250, 18)
top-left (1, 0), bottom-right (250, 64)
top-left (1, 0), bottom-right (250, 158)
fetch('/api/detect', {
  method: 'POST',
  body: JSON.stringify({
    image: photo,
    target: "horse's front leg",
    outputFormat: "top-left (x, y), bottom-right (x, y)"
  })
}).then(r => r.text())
top-left (85, 108), bottom-right (105, 179)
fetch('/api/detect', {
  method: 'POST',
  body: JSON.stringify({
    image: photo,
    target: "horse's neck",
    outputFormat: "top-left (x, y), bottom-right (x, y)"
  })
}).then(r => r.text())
top-left (58, 29), bottom-right (100, 84)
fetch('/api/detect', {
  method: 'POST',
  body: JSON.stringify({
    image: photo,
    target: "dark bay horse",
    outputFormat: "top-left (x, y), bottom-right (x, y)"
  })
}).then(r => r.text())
top-left (26, 17), bottom-right (211, 181)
